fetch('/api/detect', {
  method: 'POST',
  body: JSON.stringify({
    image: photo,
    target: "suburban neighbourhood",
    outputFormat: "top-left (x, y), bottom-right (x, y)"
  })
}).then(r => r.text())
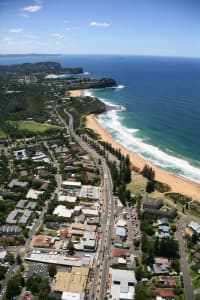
top-left (0, 62), bottom-right (199, 300)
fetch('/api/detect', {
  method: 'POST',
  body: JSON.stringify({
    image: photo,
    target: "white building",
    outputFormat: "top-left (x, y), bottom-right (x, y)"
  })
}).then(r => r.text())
top-left (109, 268), bottom-right (137, 300)
top-left (62, 181), bottom-right (82, 190)
top-left (26, 189), bottom-right (43, 200)
top-left (53, 205), bottom-right (74, 218)
top-left (79, 185), bottom-right (100, 201)
top-left (188, 221), bottom-right (200, 234)
top-left (81, 208), bottom-right (99, 217)
top-left (58, 193), bottom-right (77, 203)
top-left (61, 292), bottom-right (83, 300)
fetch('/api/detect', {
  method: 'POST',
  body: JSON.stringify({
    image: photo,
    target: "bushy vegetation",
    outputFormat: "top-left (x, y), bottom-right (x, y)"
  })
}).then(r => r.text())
top-left (142, 164), bottom-right (171, 194)
top-left (165, 192), bottom-right (192, 205)
top-left (6, 272), bottom-right (24, 299)
top-left (142, 164), bottom-right (155, 181)
top-left (0, 61), bottom-right (82, 74)
top-left (26, 274), bottom-right (51, 299)
top-left (59, 96), bottom-right (106, 130)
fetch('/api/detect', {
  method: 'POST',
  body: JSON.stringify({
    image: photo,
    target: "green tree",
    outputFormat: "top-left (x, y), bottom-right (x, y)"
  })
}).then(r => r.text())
top-left (48, 264), bottom-right (57, 278)
top-left (38, 279), bottom-right (50, 300)
top-left (6, 253), bottom-right (15, 265)
top-left (67, 240), bottom-right (75, 254)
top-left (135, 283), bottom-right (151, 300)
top-left (0, 265), bottom-right (7, 280)
top-left (135, 267), bottom-right (143, 281)
top-left (16, 254), bottom-right (22, 265)
top-left (6, 274), bottom-right (22, 300)
top-left (146, 180), bottom-right (155, 193)
top-left (26, 274), bottom-right (41, 294)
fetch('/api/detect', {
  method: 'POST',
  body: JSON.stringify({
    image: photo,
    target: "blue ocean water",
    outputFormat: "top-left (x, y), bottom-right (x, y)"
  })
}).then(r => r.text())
top-left (0, 54), bottom-right (200, 183)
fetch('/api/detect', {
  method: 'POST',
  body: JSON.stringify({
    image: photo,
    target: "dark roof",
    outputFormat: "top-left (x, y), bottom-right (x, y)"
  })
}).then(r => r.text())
top-left (143, 198), bottom-right (163, 209)
top-left (144, 208), bottom-right (177, 219)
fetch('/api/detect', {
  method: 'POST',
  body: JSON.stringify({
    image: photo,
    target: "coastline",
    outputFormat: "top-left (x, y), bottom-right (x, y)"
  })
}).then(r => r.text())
top-left (86, 114), bottom-right (200, 200)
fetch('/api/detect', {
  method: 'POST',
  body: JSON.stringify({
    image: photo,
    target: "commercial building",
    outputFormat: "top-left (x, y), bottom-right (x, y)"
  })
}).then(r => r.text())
top-left (62, 181), bottom-right (82, 191)
top-left (26, 251), bottom-right (93, 268)
top-left (109, 268), bottom-right (137, 300)
top-left (58, 193), bottom-right (77, 203)
top-left (81, 208), bottom-right (99, 217)
top-left (53, 205), bottom-right (74, 218)
top-left (14, 149), bottom-right (27, 160)
top-left (79, 185), bottom-right (100, 201)
top-left (61, 292), bottom-right (83, 300)
top-left (33, 235), bottom-right (54, 248)
top-left (26, 188), bottom-right (43, 200)
top-left (54, 267), bottom-right (89, 300)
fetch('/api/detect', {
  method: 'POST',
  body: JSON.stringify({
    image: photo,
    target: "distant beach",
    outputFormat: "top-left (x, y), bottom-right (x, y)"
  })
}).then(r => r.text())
top-left (69, 90), bottom-right (81, 97)
top-left (86, 114), bottom-right (200, 200)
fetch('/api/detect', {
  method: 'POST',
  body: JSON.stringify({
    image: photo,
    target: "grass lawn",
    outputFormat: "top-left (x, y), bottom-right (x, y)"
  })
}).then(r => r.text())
top-left (9, 120), bottom-right (62, 133)
top-left (127, 174), bottom-right (147, 194)
top-left (0, 128), bottom-right (7, 138)
top-left (191, 270), bottom-right (200, 289)
top-left (41, 225), bottom-right (57, 237)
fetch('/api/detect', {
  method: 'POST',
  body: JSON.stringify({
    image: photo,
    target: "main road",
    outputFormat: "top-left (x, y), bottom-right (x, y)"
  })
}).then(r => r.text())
top-left (177, 215), bottom-right (200, 300)
top-left (56, 108), bottom-right (115, 300)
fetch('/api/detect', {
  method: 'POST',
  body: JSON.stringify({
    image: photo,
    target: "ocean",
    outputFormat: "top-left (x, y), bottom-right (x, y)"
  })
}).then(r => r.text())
top-left (1, 54), bottom-right (200, 183)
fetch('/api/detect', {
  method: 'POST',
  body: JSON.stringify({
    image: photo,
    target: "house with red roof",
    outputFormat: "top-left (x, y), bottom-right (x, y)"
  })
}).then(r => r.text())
top-left (157, 288), bottom-right (174, 299)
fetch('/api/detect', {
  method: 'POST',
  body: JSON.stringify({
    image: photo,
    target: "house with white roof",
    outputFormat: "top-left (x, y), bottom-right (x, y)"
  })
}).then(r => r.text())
top-left (109, 268), bottom-right (137, 300)
top-left (53, 205), bottom-right (74, 218)
top-left (188, 221), bottom-right (200, 234)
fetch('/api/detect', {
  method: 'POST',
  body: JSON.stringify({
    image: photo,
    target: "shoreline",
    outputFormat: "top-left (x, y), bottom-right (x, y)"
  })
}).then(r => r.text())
top-left (86, 114), bottom-right (200, 200)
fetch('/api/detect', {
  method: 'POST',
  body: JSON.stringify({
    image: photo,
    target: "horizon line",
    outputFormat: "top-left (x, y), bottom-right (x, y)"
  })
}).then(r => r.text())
top-left (0, 53), bottom-right (200, 59)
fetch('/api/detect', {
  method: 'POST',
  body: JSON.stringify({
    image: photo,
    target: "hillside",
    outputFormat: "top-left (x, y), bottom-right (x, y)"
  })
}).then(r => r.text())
top-left (0, 61), bottom-right (83, 74)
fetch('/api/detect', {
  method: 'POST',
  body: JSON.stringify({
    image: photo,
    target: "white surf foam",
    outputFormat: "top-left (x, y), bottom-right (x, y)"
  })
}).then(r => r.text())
top-left (81, 89), bottom-right (93, 97)
top-left (116, 84), bottom-right (125, 89)
top-left (97, 109), bottom-right (200, 184)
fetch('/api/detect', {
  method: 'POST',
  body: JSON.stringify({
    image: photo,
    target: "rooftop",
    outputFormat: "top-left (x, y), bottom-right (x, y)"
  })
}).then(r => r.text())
top-left (26, 188), bottom-right (43, 200)
top-left (188, 221), bottom-right (200, 233)
top-left (54, 267), bottom-right (89, 293)
top-left (33, 235), bottom-right (53, 248)
top-left (79, 185), bottom-right (100, 200)
top-left (61, 292), bottom-right (81, 300)
top-left (110, 249), bottom-right (126, 258)
top-left (53, 205), bottom-right (74, 218)
top-left (62, 181), bottom-right (82, 188)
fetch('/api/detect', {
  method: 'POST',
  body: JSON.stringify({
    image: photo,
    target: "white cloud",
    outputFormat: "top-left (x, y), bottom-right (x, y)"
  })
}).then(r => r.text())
top-left (89, 21), bottom-right (110, 28)
top-left (51, 33), bottom-right (64, 39)
top-left (65, 26), bottom-right (80, 31)
top-left (9, 28), bottom-right (23, 33)
top-left (22, 5), bottom-right (42, 13)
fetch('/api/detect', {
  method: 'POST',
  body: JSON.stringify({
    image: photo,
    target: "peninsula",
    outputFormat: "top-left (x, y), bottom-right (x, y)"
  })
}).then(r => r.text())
top-left (0, 61), bottom-right (83, 74)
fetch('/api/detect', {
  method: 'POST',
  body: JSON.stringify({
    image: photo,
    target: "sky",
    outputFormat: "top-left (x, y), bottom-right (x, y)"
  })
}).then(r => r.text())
top-left (0, 0), bottom-right (199, 57)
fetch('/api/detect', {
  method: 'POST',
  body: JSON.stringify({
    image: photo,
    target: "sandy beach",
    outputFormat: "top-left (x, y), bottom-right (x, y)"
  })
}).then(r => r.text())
top-left (68, 90), bottom-right (81, 97)
top-left (86, 114), bottom-right (200, 200)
